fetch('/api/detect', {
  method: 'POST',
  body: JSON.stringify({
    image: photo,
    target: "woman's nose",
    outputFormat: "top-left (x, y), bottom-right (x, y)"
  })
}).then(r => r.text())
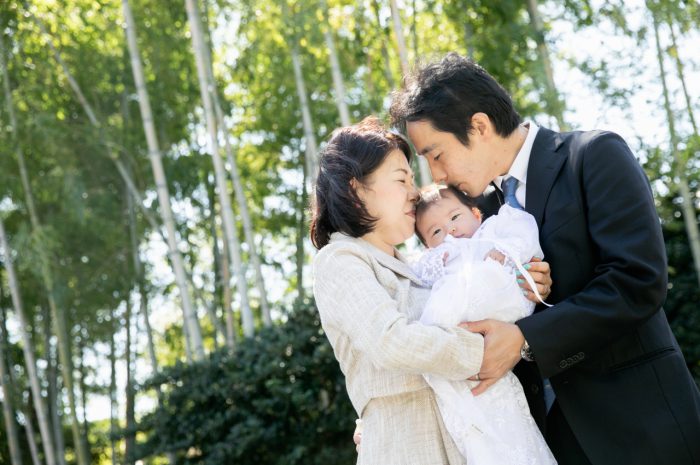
top-left (409, 186), bottom-right (420, 203)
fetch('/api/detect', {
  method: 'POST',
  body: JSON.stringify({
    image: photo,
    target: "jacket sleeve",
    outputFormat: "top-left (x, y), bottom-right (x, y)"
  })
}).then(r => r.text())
top-left (313, 245), bottom-right (484, 380)
top-left (516, 132), bottom-right (668, 378)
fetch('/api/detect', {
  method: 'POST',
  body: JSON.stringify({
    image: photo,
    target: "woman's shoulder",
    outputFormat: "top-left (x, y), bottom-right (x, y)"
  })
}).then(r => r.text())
top-left (313, 234), bottom-right (374, 270)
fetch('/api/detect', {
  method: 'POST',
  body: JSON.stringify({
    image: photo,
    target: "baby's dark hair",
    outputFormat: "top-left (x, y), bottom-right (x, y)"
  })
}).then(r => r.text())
top-left (415, 185), bottom-right (479, 246)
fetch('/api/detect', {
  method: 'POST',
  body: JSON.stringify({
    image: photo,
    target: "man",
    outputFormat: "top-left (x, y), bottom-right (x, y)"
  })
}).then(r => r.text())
top-left (390, 53), bottom-right (700, 465)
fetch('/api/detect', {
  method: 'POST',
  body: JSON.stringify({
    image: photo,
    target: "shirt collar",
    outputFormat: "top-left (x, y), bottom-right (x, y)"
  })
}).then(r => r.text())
top-left (495, 121), bottom-right (539, 189)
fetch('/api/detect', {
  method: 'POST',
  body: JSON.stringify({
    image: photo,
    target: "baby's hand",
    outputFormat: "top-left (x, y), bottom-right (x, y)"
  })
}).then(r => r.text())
top-left (485, 248), bottom-right (506, 264)
top-left (442, 251), bottom-right (450, 265)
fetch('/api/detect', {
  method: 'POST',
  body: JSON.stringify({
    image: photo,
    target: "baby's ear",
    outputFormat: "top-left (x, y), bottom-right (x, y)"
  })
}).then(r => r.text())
top-left (471, 207), bottom-right (483, 222)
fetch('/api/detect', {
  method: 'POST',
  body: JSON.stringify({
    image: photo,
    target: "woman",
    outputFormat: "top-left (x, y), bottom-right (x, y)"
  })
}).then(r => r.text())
top-left (310, 117), bottom-right (547, 464)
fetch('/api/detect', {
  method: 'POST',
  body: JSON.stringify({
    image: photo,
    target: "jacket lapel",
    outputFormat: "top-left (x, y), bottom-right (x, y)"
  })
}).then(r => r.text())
top-left (526, 128), bottom-right (567, 229)
top-left (369, 246), bottom-right (424, 285)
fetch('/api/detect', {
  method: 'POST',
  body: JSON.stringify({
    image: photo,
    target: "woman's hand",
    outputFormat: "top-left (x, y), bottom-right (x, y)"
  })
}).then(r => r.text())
top-left (519, 257), bottom-right (552, 303)
top-left (353, 419), bottom-right (363, 453)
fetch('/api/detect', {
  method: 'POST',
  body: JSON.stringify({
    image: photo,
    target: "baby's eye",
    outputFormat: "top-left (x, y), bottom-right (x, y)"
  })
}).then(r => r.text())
top-left (432, 228), bottom-right (442, 237)
top-left (451, 214), bottom-right (461, 221)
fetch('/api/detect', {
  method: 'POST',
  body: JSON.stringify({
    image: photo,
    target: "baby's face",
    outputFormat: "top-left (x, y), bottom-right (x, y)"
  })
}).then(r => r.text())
top-left (417, 192), bottom-right (482, 248)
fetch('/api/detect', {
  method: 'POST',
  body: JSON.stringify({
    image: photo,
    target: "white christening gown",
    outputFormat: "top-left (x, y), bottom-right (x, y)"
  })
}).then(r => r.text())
top-left (414, 204), bottom-right (557, 465)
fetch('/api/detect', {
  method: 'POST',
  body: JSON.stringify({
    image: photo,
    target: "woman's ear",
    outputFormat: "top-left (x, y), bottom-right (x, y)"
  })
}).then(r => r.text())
top-left (350, 178), bottom-right (365, 202)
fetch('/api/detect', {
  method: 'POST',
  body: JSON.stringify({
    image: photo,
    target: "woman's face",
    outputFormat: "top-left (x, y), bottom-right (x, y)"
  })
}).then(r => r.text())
top-left (356, 149), bottom-right (419, 254)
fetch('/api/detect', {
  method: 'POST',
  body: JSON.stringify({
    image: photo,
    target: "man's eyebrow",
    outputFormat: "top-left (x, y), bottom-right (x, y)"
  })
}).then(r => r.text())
top-left (419, 143), bottom-right (438, 156)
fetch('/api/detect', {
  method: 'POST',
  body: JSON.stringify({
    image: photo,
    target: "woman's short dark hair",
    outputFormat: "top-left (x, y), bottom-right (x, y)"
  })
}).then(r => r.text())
top-left (390, 52), bottom-right (521, 147)
top-left (414, 184), bottom-right (479, 246)
top-left (310, 116), bottom-right (413, 249)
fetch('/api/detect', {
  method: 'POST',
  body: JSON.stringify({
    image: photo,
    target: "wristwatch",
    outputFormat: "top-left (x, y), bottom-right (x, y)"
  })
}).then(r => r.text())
top-left (520, 339), bottom-right (535, 362)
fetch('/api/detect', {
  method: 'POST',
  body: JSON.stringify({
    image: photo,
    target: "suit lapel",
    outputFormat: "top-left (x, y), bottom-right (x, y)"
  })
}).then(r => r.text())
top-left (526, 128), bottom-right (567, 229)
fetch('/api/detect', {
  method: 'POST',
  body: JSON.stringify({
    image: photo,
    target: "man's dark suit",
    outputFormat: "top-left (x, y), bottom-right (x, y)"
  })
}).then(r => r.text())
top-left (477, 128), bottom-right (700, 465)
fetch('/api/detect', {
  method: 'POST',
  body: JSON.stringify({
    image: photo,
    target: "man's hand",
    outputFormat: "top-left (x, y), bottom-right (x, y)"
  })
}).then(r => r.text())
top-left (519, 257), bottom-right (552, 303)
top-left (460, 319), bottom-right (524, 396)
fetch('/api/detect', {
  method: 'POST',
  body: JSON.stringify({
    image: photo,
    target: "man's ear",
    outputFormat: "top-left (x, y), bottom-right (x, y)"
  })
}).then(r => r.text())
top-left (470, 112), bottom-right (492, 138)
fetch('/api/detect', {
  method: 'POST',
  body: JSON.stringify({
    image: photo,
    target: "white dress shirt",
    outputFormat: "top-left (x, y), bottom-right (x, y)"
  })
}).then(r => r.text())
top-left (494, 122), bottom-right (539, 208)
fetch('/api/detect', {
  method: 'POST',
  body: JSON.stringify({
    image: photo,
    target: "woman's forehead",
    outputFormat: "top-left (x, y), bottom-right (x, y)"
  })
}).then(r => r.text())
top-left (383, 149), bottom-right (412, 172)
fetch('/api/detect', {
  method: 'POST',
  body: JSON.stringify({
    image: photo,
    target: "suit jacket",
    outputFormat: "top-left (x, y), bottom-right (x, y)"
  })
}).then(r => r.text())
top-left (313, 232), bottom-right (483, 464)
top-left (479, 128), bottom-right (700, 464)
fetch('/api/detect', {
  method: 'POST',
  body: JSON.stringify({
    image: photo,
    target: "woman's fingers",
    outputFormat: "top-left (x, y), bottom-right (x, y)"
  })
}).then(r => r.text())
top-left (353, 419), bottom-right (363, 452)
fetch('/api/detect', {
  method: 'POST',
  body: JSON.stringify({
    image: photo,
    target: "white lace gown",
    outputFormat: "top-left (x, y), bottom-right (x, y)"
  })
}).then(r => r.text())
top-left (414, 205), bottom-right (557, 465)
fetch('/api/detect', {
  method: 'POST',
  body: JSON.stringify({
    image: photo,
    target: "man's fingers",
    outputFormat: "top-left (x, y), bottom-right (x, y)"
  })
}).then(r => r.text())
top-left (471, 377), bottom-right (498, 396)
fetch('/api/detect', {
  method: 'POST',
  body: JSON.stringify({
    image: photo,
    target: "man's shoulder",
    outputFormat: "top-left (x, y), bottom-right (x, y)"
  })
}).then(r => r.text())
top-left (534, 128), bottom-right (634, 171)
top-left (545, 128), bottom-right (628, 154)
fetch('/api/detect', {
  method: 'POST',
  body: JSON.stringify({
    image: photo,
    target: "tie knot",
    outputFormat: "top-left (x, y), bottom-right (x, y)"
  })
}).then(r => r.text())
top-left (502, 176), bottom-right (524, 210)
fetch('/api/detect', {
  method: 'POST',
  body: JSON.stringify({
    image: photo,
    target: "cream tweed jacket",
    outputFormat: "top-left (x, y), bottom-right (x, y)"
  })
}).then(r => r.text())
top-left (313, 233), bottom-right (484, 464)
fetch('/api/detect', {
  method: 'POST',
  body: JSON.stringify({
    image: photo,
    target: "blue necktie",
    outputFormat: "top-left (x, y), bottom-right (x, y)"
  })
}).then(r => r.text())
top-left (502, 176), bottom-right (524, 210)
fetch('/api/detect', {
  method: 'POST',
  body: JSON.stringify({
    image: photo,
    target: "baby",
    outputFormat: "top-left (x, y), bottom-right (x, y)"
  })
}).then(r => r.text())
top-left (414, 185), bottom-right (545, 307)
top-left (412, 185), bottom-right (556, 465)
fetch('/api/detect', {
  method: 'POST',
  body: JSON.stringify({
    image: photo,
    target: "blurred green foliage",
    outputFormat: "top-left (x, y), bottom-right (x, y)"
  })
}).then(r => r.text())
top-left (130, 300), bottom-right (356, 464)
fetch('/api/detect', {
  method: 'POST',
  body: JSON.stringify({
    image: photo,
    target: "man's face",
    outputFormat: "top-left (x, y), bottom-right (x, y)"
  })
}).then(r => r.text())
top-left (406, 119), bottom-right (499, 197)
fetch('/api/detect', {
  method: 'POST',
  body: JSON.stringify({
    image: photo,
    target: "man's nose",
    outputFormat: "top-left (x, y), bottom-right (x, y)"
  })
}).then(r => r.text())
top-left (429, 163), bottom-right (447, 184)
